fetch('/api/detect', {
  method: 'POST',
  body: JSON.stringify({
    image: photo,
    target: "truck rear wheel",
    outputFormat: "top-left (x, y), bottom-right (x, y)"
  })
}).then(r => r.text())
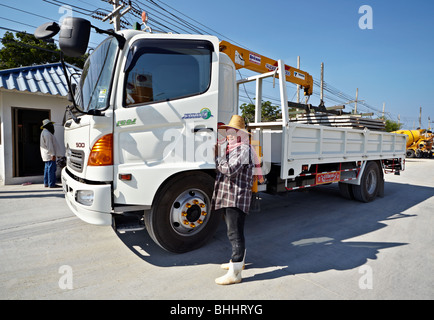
top-left (144, 171), bottom-right (220, 253)
top-left (352, 161), bottom-right (381, 203)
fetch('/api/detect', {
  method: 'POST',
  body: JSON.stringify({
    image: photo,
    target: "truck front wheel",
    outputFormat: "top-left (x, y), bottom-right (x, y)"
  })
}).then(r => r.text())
top-left (144, 171), bottom-right (220, 253)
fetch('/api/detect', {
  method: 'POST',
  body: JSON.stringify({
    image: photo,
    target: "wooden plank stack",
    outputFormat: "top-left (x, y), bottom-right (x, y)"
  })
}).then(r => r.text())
top-left (290, 113), bottom-right (386, 131)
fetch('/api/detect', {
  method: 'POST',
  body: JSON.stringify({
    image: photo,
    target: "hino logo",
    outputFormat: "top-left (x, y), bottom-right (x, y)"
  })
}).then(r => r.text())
top-left (116, 118), bottom-right (137, 127)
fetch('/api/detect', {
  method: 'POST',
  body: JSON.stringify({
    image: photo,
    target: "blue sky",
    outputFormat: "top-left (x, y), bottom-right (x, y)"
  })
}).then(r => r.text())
top-left (1, 0), bottom-right (433, 129)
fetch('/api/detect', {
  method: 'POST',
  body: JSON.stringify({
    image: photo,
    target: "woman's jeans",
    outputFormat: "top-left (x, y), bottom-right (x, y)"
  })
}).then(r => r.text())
top-left (223, 207), bottom-right (246, 263)
top-left (44, 160), bottom-right (57, 187)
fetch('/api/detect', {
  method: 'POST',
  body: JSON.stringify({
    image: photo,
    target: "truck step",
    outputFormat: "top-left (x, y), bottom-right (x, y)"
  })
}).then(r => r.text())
top-left (112, 214), bottom-right (145, 233)
top-left (116, 223), bottom-right (146, 233)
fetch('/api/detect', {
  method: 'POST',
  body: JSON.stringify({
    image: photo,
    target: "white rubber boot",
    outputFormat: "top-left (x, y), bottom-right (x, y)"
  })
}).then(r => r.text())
top-left (215, 261), bottom-right (243, 285)
top-left (221, 250), bottom-right (246, 270)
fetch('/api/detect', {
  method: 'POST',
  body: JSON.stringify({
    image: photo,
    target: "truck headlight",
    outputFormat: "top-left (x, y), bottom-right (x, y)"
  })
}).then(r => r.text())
top-left (76, 190), bottom-right (94, 206)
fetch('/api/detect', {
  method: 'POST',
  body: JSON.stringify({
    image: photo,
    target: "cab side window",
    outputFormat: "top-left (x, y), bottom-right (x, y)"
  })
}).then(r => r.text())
top-left (124, 39), bottom-right (213, 107)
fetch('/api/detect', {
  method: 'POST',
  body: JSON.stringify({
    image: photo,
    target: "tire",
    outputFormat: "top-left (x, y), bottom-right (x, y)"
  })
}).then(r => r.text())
top-left (352, 161), bottom-right (381, 203)
top-left (144, 171), bottom-right (220, 253)
top-left (338, 182), bottom-right (354, 200)
top-left (406, 149), bottom-right (415, 158)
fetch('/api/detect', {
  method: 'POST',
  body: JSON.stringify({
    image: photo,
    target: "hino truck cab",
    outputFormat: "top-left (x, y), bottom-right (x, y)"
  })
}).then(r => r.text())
top-left (35, 17), bottom-right (237, 253)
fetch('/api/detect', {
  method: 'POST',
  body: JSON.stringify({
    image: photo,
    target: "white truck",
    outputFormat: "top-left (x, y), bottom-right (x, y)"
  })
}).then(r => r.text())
top-left (34, 17), bottom-right (406, 253)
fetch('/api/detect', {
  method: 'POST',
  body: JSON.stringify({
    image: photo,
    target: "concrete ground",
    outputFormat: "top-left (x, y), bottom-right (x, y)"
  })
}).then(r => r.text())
top-left (0, 159), bottom-right (433, 300)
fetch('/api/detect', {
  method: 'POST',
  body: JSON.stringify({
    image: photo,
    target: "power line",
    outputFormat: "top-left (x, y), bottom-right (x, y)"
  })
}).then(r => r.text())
top-left (0, 16), bottom-right (38, 29)
top-left (135, 0), bottom-right (205, 34)
top-left (0, 3), bottom-right (55, 21)
top-left (0, 1), bottom-right (105, 47)
top-left (42, 0), bottom-right (98, 16)
top-left (2, 1), bottom-right (406, 123)
top-left (133, 2), bottom-right (385, 116)
top-left (150, 0), bottom-right (246, 47)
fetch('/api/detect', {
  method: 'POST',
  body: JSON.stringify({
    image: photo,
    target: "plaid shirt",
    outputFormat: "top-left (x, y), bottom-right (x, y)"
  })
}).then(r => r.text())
top-left (212, 144), bottom-right (254, 214)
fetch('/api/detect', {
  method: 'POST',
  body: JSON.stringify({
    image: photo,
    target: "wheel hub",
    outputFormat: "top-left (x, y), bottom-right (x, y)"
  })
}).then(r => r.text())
top-left (170, 189), bottom-right (209, 236)
top-left (366, 170), bottom-right (377, 194)
top-left (186, 204), bottom-right (201, 222)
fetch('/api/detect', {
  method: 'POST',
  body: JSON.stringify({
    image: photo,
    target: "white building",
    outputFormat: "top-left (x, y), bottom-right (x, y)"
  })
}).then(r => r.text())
top-left (0, 62), bottom-right (81, 185)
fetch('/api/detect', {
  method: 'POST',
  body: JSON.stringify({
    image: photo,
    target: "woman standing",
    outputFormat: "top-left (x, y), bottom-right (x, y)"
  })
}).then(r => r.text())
top-left (212, 115), bottom-right (261, 285)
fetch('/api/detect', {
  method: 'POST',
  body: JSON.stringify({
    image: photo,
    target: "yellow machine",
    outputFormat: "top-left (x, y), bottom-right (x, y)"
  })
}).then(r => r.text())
top-left (219, 40), bottom-right (313, 96)
top-left (394, 129), bottom-right (433, 158)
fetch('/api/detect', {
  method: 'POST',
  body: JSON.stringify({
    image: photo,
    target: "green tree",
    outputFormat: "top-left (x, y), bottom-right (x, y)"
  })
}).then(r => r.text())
top-left (0, 31), bottom-right (86, 70)
top-left (384, 119), bottom-right (402, 132)
top-left (240, 101), bottom-right (282, 123)
top-left (377, 116), bottom-right (402, 132)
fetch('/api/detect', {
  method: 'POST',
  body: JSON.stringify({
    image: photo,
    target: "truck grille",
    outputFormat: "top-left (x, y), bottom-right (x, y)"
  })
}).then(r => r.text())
top-left (67, 148), bottom-right (85, 173)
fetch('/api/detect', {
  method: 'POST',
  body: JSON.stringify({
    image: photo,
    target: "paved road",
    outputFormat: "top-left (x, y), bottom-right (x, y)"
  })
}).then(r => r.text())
top-left (0, 159), bottom-right (433, 300)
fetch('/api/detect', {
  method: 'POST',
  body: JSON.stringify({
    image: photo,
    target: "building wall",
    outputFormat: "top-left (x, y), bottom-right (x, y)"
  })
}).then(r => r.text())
top-left (0, 90), bottom-right (68, 185)
top-left (0, 99), bottom-right (4, 185)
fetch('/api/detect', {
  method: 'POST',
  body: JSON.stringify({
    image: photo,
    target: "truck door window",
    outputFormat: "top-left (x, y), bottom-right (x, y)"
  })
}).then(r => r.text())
top-left (124, 39), bottom-right (213, 106)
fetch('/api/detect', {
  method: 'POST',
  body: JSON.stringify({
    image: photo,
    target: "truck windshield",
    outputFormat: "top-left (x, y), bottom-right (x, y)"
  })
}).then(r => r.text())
top-left (78, 37), bottom-right (118, 112)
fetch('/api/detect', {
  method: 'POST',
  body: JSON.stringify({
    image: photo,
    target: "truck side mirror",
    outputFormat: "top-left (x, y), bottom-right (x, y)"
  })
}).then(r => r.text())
top-left (59, 17), bottom-right (91, 57)
top-left (34, 22), bottom-right (60, 40)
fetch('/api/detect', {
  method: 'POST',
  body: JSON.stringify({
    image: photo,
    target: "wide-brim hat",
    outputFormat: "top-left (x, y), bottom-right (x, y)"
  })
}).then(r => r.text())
top-left (218, 115), bottom-right (250, 135)
top-left (40, 119), bottom-right (54, 129)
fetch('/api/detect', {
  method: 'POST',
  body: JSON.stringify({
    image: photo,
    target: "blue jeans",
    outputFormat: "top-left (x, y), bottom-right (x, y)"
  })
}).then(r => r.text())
top-left (44, 160), bottom-right (57, 187)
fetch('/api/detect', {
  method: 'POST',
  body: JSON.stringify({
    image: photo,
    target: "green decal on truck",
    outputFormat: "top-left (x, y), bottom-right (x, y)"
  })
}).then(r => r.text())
top-left (116, 118), bottom-right (137, 127)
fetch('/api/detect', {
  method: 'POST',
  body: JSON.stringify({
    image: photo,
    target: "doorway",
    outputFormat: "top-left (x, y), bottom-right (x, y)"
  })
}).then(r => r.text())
top-left (12, 107), bottom-right (50, 177)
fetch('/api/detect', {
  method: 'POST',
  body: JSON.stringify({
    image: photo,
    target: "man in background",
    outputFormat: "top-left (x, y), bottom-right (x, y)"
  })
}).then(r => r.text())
top-left (40, 119), bottom-right (61, 188)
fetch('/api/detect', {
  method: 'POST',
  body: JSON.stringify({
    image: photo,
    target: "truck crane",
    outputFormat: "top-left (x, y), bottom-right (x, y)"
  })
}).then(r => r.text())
top-left (34, 15), bottom-right (406, 253)
top-left (219, 40), bottom-right (313, 96)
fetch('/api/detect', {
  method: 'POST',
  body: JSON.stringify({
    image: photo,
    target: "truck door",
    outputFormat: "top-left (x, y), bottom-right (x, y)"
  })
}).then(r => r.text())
top-left (113, 36), bottom-right (219, 206)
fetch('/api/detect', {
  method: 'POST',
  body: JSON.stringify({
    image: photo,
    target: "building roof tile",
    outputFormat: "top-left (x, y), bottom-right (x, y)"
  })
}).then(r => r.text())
top-left (0, 62), bottom-right (81, 97)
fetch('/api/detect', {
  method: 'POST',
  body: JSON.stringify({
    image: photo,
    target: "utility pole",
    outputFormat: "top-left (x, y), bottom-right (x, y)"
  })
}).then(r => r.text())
top-left (382, 102), bottom-right (385, 119)
top-left (296, 56), bottom-right (300, 103)
top-left (354, 88), bottom-right (358, 114)
top-left (112, 0), bottom-right (121, 31)
top-left (346, 88), bottom-right (364, 115)
top-left (320, 62), bottom-right (324, 103)
top-left (102, 0), bottom-right (132, 31)
top-left (419, 106), bottom-right (422, 128)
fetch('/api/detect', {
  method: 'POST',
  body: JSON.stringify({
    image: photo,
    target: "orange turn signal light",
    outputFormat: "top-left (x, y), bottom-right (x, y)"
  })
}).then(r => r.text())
top-left (88, 134), bottom-right (113, 166)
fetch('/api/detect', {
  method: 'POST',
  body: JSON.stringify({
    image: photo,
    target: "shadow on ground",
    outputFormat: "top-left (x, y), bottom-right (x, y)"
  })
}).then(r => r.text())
top-left (115, 180), bottom-right (432, 280)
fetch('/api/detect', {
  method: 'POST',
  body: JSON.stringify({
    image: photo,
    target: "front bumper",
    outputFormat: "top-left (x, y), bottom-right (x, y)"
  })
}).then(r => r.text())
top-left (61, 167), bottom-right (112, 226)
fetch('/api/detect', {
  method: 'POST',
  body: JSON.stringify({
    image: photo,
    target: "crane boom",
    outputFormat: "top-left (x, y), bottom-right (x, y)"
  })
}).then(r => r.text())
top-left (219, 40), bottom-right (313, 96)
